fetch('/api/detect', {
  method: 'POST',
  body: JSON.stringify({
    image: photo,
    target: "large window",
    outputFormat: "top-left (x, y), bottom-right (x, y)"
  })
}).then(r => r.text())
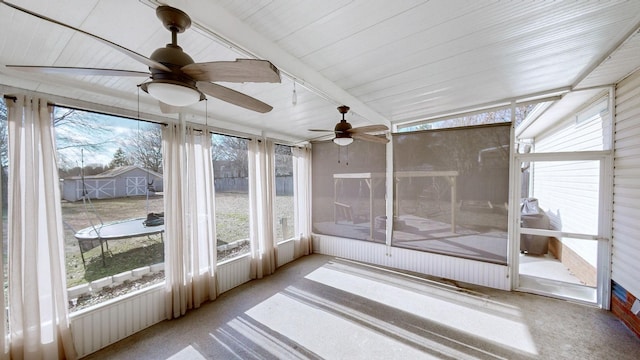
top-left (393, 124), bottom-right (511, 264)
top-left (1, 99), bottom-right (7, 319)
top-left (312, 139), bottom-right (387, 242)
top-left (398, 105), bottom-right (532, 132)
top-left (274, 144), bottom-right (294, 243)
top-left (212, 133), bottom-right (250, 260)
top-left (55, 108), bottom-right (165, 311)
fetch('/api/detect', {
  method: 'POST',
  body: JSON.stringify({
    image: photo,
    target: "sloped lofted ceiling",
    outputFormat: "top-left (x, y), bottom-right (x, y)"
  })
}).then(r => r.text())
top-left (1, 0), bottom-right (639, 143)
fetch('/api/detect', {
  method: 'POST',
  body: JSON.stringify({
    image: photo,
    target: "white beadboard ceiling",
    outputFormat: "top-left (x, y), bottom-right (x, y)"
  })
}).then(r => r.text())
top-left (1, 0), bottom-right (639, 142)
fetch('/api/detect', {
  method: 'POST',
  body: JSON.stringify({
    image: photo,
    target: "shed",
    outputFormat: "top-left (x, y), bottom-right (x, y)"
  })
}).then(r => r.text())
top-left (62, 165), bottom-right (163, 202)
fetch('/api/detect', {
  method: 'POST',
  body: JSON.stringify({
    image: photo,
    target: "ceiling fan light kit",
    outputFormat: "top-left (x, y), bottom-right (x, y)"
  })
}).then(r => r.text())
top-left (2, 2), bottom-right (281, 113)
top-left (141, 80), bottom-right (202, 107)
top-left (333, 137), bottom-right (353, 146)
top-left (309, 105), bottom-right (389, 146)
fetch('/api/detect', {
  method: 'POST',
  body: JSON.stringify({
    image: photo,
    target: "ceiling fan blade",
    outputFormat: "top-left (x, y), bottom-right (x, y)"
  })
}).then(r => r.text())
top-left (308, 129), bottom-right (335, 132)
top-left (351, 132), bottom-right (390, 144)
top-left (349, 124), bottom-right (389, 133)
top-left (5, 65), bottom-right (150, 77)
top-left (182, 59), bottom-right (281, 83)
top-left (158, 101), bottom-right (182, 114)
top-left (196, 81), bottom-right (273, 113)
top-left (1, 1), bottom-right (170, 72)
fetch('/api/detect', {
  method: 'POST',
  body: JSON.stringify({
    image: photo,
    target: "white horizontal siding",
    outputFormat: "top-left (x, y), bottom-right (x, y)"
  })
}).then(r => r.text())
top-left (536, 93), bottom-right (610, 153)
top-left (530, 160), bottom-right (600, 235)
top-left (612, 69), bottom-right (640, 299)
top-left (312, 234), bottom-right (509, 290)
top-left (529, 95), bottom-right (607, 268)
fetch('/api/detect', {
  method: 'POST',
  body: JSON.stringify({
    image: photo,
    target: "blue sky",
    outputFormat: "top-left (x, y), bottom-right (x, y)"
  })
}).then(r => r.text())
top-left (54, 107), bottom-right (156, 169)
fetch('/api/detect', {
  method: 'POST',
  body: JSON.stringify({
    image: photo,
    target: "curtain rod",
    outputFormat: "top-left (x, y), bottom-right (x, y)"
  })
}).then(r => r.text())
top-left (5, 94), bottom-right (300, 145)
top-left (3, 94), bottom-right (166, 126)
top-left (3, 95), bottom-right (53, 107)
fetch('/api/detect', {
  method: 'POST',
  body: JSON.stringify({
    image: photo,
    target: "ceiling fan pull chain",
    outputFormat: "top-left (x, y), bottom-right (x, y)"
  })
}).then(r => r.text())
top-left (346, 145), bottom-right (349, 166)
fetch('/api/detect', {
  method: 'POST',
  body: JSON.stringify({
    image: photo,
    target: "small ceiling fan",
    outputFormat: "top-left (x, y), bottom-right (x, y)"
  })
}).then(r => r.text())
top-left (2, 1), bottom-right (281, 113)
top-left (310, 105), bottom-right (389, 146)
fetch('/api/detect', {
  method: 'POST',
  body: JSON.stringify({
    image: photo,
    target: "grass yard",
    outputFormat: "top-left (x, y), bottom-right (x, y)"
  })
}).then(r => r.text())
top-left (62, 193), bottom-right (294, 288)
top-left (62, 195), bottom-right (165, 287)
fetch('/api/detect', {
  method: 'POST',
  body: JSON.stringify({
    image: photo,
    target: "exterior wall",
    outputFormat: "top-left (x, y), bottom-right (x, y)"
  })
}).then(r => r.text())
top-left (528, 93), bottom-right (609, 280)
top-left (611, 69), bottom-right (640, 334)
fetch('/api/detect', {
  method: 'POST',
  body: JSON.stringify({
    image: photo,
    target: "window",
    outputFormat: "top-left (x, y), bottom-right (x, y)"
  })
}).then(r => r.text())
top-left (1, 99), bottom-right (7, 322)
top-left (398, 105), bottom-right (533, 132)
top-left (274, 144), bottom-right (294, 243)
top-left (54, 107), bottom-right (165, 311)
top-left (312, 140), bottom-right (387, 242)
top-left (211, 133), bottom-right (250, 260)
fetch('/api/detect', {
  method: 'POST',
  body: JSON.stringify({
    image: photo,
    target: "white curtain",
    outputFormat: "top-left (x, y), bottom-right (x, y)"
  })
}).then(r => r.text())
top-left (163, 119), bottom-right (218, 319)
top-left (6, 96), bottom-right (77, 359)
top-left (292, 145), bottom-right (313, 258)
top-left (248, 138), bottom-right (276, 279)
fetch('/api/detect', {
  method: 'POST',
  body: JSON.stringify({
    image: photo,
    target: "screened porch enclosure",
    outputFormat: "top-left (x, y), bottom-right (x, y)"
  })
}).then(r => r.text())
top-left (311, 140), bottom-right (387, 243)
top-left (312, 123), bottom-right (511, 265)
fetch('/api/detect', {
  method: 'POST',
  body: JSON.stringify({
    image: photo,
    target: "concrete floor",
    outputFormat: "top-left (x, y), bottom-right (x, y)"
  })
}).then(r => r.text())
top-left (82, 254), bottom-right (640, 360)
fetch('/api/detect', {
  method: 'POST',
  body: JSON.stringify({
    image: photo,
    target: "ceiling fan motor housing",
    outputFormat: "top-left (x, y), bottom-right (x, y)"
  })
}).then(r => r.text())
top-left (334, 120), bottom-right (352, 138)
top-left (149, 45), bottom-right (196, 85)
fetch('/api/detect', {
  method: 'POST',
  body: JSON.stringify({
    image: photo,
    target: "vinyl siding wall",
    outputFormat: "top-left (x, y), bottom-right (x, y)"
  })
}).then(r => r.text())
top-left (612, 69), bottom-right (640, 299)
top-left (528, 92), bottom-right (610, 268)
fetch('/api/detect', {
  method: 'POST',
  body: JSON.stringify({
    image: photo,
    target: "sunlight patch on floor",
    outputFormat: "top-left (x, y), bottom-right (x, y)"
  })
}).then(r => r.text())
top-left (304, 263), bottom-right (538, 355)
top-left (166, 345), bottom-right (207, 360)
top-left (245, 292), bottom-right (441, 359)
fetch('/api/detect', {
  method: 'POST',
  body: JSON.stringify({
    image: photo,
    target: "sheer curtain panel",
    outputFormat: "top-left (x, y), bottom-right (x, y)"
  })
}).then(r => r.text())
top-left (248, 139), bottom-right (276, 279)
top-left (6, 96), bottom-right (77, 359)
top-left (163, 119), bottom-right (218, 319)
top-left (292, 145), bottom-right (312, 258)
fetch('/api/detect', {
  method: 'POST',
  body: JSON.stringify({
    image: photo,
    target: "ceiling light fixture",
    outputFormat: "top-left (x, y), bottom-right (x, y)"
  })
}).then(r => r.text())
top-left (140, 80), bottom-right (202, 107)
top-left (333, 137), bottom-right (353, 146)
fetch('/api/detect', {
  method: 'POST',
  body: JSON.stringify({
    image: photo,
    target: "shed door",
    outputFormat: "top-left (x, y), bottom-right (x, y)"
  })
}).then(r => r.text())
top-left (126, 177), bottom-right (147, 196)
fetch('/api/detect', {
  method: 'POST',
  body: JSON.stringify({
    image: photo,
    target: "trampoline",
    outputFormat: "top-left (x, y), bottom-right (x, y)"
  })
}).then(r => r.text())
top-left (75, 217), bottom-right (164, 266)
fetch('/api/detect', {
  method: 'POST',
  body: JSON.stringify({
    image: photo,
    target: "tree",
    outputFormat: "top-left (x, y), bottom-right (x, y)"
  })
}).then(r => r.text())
top-left (123, 124), bottom-right (163, 173)
top-left (0, 100), bottom-right (7, 168)
top-left (407, 104), bottom-right (536, 131)
top-left (53, 107), bottom-right (111, 170)
top-left (109, 147), bottom-right (131, 168)
top-left (211, 134), bottom-right (249, 178)
top-left (274, 144), bottom-right (293, 176)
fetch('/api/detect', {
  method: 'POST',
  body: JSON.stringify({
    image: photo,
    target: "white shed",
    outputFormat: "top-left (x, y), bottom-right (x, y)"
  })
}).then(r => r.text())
top-left (62, 165), bottom-right (163, 202)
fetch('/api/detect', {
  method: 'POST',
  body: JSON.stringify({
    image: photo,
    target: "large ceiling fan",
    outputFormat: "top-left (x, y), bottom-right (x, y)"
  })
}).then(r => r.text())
top-left (310, 105), bottom-right (389, 146)
top-left (2, 1), bottom-right (281, 113)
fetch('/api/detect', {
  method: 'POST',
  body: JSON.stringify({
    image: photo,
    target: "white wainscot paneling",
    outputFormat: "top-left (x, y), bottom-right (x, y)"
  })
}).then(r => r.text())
top-left (312, 234), bottom-right (510, 290)
top-left (217, 254), bottom-right (252, 294)
top-left (70, 284), bottom-right (166, 358)
top-left (71, 255), bottom-right (253, 357)
top-left (277, 239), bottom-right (296, 268)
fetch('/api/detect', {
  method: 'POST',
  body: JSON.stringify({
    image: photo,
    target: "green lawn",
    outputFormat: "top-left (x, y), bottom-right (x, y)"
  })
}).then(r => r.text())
top-left (62, 193), bottom-right (294, 287)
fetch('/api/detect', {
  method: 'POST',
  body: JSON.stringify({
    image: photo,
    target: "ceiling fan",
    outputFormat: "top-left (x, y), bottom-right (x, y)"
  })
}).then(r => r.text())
top-left (2, 1), bottom-right (281, 113)
top-left (309, 105), bottom-right (389, 146)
